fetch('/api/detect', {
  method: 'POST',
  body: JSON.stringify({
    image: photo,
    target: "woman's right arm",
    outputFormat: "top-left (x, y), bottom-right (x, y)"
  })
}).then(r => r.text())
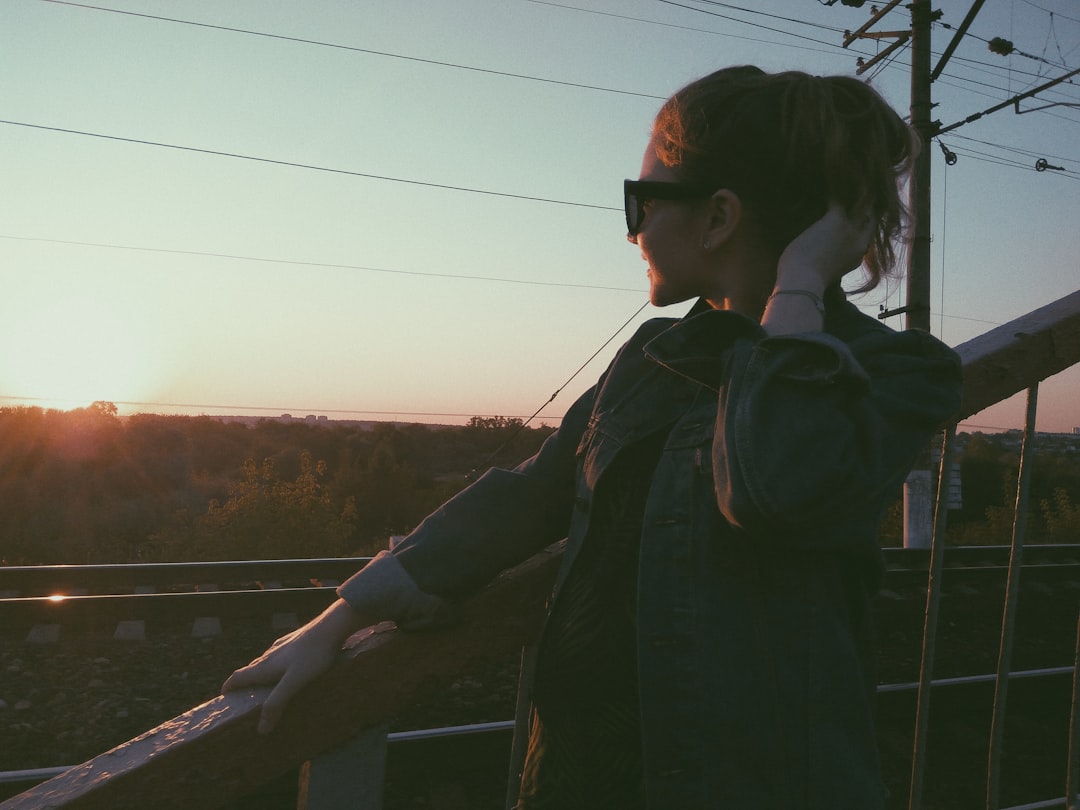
top-left (222, 385), bottom-right (597, 733)
top-left (222, 598), bottom-right (371, 734)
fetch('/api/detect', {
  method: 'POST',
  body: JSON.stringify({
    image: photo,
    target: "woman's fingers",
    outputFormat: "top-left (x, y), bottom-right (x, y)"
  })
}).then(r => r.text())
top-left (220, 601), bottom-right (364, 734)
top-left (777, 203), bottom-right (877, 289)
top-left (257, 680), bottom-right (291, 734)
top-left (221, 658), bottom-right (276, 693)
top-left (221, 636), bottom-right (340, 734)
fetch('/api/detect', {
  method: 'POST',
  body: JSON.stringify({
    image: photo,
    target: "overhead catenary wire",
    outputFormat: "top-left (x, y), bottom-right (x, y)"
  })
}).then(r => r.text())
top-left (0, 235), bottom-right (645, 294)
top-left (945, 143), bottom-right (1080, 177)
top-left (38, 0), bottom-right (666, 101)
top-left (469, 299), bottom-right (651, 472)
top-left (949, 131), bottom-right (1079, 168)
top-left (654, 0), bottom-right (850, 49)
top-left (657, 0), bottom-right (846, 35)
top-left (0, 119), bottom-right (623, 213)
top-left (1016, 0), bottom-right (1080, 28)
top-left (32, 0), bottom-right (1080, 152)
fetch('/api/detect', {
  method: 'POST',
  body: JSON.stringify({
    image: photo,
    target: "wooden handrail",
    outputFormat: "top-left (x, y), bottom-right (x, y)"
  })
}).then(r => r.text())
top-left (0, 545), bottom-right (563, 809)
top-left (5, 289), bottom-right (1080, 809)
top-left (953, 288), bottom-right (1080, 421)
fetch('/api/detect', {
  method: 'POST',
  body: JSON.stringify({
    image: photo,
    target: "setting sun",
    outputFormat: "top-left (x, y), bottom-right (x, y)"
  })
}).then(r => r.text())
top-left (1, 289), bottom-right (155, 412)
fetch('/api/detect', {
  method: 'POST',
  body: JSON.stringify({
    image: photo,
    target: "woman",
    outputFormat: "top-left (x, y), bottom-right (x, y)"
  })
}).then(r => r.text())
top-left (224, 66), bottom-right (962, 808)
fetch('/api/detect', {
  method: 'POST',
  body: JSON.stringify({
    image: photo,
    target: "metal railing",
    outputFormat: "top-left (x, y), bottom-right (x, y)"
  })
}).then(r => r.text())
top-left (910, 289), bottom-right (1080, 810)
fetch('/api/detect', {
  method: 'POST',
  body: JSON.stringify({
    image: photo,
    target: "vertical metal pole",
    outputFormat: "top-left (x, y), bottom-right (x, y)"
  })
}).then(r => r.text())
top-left (903, 0), bottom-right (936, 549)
top-left (986, 384), bottom-right (1039, 810)
top-left (1066, 610), bottom-right (1080, 810)
top-left (505, 645), bottom-right (537, 810)
top-left (909, 426), bottom-right (957, 810)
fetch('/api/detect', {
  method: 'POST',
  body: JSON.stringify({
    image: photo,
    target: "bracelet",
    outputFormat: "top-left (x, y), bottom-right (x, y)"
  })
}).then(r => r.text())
top-left (767, 288), bottom-right (825, 316)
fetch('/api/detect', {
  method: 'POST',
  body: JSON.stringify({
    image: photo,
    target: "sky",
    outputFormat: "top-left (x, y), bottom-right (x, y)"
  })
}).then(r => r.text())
top-left (2, 0), bottom-right (1079, 433)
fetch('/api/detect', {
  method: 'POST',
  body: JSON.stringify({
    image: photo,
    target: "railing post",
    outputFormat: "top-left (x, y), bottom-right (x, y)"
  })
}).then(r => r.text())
top-left (504, 645), bottom-right (537, 810)
top-left (909, 426), bottom-right (957, 810)
top-left (297, 725), bottom-right (389, 810)
top-left (1067, 610), bottom-right (1080, 810)
top-left (987, 384), bottom-right (1039, 810)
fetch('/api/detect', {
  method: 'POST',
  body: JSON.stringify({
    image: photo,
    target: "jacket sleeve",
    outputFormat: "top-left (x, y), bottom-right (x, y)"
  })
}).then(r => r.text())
top-left (363, 384), bottom-right (593, 599)
top-left (711, 319), bottom-right (962, 533)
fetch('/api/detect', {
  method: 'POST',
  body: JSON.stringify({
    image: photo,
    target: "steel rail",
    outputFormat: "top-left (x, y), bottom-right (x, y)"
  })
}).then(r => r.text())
top-left (0, 557), bottom-right (373, 596)
top-left (3, 545), bottom-right (1079, 598)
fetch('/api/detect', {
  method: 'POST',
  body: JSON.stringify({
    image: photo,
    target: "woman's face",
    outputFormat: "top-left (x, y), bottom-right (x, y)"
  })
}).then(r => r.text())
top-left (630, 137), bottom-right (715, 308)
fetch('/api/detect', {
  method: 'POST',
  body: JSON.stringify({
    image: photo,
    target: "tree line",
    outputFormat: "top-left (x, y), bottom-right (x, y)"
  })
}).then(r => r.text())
top-left (0, 404), bottom-right (552, 564)
top-left (1, 403), bottom-right (1078, 565)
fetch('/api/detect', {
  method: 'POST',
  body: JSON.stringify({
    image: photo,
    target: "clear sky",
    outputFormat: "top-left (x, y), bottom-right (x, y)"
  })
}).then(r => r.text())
top-left (2, 0), bottom-right (1078, 432)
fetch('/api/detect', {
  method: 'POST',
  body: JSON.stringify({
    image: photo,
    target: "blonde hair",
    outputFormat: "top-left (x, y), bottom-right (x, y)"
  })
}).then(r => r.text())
top-left (653, 66), bottom-right (917, 293)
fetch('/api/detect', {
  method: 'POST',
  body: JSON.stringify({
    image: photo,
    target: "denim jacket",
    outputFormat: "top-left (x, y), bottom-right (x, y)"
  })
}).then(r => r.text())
top-left (339, 296), bottom-right (963, 809)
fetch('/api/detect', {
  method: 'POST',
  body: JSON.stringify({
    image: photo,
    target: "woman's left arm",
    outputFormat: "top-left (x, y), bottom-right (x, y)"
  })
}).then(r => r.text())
top-left (761, 203), bottom-right (874, 337)
top-left (713, 205), bottom-right (962, 534)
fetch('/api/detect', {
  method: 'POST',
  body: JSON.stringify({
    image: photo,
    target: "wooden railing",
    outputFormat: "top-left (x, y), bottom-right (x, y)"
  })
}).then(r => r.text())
top-left (2, 289), bottom-right (1079, 810)
top-left (0, 545), bottom-right (562, 809)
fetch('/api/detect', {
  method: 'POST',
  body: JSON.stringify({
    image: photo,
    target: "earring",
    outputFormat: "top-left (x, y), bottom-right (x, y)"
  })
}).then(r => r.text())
top-left (702, 240), bottom-right (710, 250)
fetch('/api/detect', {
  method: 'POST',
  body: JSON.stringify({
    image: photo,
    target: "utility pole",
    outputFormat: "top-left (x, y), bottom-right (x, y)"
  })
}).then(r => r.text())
top-left (904, 0), bottom-right (936, 549)
top-left (842, 0), bottom-right (939, 548)
top-left (907, 0), bottom-right (934, 333)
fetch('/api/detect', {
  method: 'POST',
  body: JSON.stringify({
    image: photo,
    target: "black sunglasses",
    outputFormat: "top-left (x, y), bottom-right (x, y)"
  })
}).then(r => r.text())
top-left (623, 179), bottom-right (717, 238)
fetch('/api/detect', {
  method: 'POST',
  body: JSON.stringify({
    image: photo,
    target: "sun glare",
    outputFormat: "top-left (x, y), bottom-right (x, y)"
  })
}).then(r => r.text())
top-left (1, 293), bottom-right (154, 412)
top-left (47, 594), bottom-right (66, 603)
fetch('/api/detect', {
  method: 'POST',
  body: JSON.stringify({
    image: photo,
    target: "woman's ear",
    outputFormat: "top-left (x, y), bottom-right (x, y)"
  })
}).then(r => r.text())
top-left (701, 189), bottom-right (743, 252)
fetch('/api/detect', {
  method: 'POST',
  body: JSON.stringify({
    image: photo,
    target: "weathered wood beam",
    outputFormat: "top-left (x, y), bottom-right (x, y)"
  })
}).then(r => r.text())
top-left (0, 545), bottom-right (563, 810)
top-left (954, 289), bottom-right (1080, 422)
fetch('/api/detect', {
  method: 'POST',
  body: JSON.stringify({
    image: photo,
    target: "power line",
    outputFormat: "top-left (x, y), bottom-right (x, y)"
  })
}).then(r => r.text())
top-left (949, 132), bottom-right (1079, 167)
top-left (663, 0), bottom-right (845, 35)
top-left (0, 119), bottom-right (622, 213)
top-left (38, 0), bottom-right (1080, 137)
top-left (40, 0), bottom-right (1077, 176)
top-left (946, 144), bottom-right (1080, 178)
top-left (0, 395), bottom-right (568, 422)
top-left (1016, 0), bottom-right (1080, 27)
top-left (0, 235), bottom-right (645, 294)
top-left (654, 0), bottom-right (844, 49)
top-left (39, 0), bottom-right (664, 101)
top-left (470, 298), bottom-right (650, 469)
top-left (528, 0), bottom-right (881, 63)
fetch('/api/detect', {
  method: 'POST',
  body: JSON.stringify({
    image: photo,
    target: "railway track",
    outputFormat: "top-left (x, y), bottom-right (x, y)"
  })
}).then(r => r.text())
top-left (1, 546), bottom-right (1078, 808)
top-left (1, 545), bottom-right (1078, 638)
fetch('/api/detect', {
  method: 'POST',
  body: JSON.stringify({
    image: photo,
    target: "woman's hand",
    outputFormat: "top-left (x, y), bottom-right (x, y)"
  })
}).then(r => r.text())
top-left (776, 203), bottom-right (875, 293)
top-left (222, 598), bottom-right (365, 734)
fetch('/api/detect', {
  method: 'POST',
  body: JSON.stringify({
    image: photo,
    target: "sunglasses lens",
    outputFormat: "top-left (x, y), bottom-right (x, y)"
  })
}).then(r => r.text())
top-left (626, 191), bottom-right (641, 236)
